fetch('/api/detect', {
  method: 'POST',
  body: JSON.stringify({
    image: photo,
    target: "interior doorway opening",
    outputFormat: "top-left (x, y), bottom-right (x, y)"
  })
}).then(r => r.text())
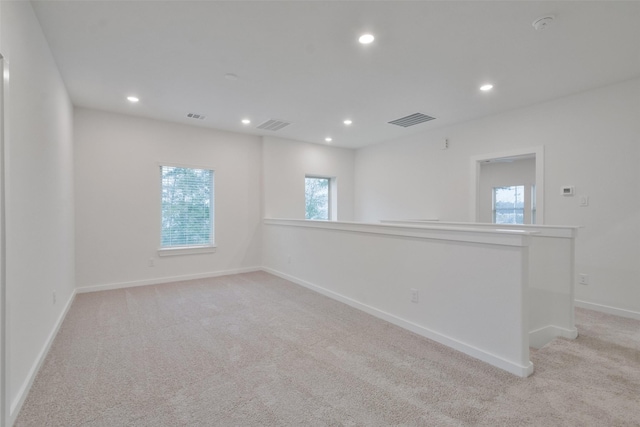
top-left (471, 147), bottom-right (544, 224)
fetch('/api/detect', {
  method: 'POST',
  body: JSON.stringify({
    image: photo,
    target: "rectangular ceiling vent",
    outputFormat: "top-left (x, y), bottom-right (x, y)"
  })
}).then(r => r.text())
top-left (257, 119), bottom-right (291, 131)
top-left (388, 113), bottom-right (435, 128)
top-left (187, 113), bottom-right (206, 120)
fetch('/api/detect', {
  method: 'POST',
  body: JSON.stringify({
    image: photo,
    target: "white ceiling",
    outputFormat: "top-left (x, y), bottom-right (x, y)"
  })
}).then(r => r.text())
top-left (31, 1), bottom-right (640, 149)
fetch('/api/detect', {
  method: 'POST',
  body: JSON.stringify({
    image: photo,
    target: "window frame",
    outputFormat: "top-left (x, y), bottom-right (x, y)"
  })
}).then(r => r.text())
top-left (157, 163), bottom-right (216, 257)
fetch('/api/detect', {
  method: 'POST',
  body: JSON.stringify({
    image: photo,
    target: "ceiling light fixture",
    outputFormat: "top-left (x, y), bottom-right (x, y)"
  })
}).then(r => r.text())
top-left (358, 34), bottom-right (375, 44)
top-left (325, 137), bottom-right (333, 143)
top-left (480, 84), bottom-right (494, 91)
top-left (127, 96), bottom-right (139, 103)
top-left (343, 119), bottom-right (353, 125)
top-left (241, 119), bottom-right (251, 124)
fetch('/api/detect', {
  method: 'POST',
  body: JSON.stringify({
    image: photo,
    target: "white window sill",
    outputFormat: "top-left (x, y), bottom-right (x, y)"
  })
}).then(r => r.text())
top-left (157, 245), bottom-right (217, 257)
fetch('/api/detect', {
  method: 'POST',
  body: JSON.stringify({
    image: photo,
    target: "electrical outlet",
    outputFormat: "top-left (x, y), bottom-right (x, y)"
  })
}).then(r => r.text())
top-left (410, 288), bottom-right (419, 303)
top-left (578, 274), bottom-right (589, 285)
top-left (52, 291), bottom-right (57, 304)
top-left (148, 258), bottom-right (155, 267)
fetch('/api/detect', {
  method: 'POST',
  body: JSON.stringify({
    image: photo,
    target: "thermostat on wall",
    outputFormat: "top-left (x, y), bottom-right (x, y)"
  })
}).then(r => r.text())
top-left (561, 186), bottom-right (575, 196)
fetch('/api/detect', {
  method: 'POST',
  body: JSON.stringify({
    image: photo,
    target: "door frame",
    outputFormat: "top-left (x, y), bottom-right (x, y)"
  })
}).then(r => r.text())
top-left (0, 52), bottom-right (8, 427)
top-left (471, 146), bottom-right (544, 224)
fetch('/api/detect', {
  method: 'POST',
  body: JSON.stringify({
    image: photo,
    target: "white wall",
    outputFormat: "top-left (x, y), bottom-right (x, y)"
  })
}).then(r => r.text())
top-left (262, 136), bottom-right (355, 221)
top-left (263, 220), bottom-right (535, 377)
top-left (74, 108), bottom-right (262, 290)
top-left (355, 78), bottom-right (640, 316)
top-left (0, 1), bottom-right (75, 422)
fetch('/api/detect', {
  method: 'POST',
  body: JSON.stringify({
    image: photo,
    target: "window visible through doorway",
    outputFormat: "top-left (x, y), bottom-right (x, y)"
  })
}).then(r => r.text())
top-left (493, 185), bottom-right (525, 224)
top-left (305, 176), bottom-right (331, 220)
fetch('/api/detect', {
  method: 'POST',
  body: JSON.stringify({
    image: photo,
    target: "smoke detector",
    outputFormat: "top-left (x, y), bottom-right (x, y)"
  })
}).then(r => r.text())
top-left (533, 15), bottom-right (554, 31)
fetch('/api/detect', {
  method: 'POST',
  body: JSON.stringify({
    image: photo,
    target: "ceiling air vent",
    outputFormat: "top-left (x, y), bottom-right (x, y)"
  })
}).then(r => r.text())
top-left (388, 113), bottom-right (435, 128)
top-left (187, 113), bottom-right (206, 120)
top-left (257, 119), bottom-right (291, 131)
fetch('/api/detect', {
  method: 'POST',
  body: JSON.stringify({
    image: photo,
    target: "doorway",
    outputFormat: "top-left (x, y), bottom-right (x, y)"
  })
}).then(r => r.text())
top-left (471, 147), bottom-right (544, 224)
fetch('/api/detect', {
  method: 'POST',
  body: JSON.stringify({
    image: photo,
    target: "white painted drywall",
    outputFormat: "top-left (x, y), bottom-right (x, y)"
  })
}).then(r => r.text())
top-left (262, 136), bottom-right (355, 221)
top-left (1, 1), bottom-right (76, 420)
top-left (355, 78), bottom-right (640, 315)
top-left (74, 108), bottom-right (262, 289)
top-left (478, 158), bottom-right (536, 223)
top-left (263, 219), bottom-right (533, 376)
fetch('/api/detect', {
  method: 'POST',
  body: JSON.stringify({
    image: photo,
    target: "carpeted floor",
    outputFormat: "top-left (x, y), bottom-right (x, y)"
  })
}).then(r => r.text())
top-left (14, 271), bottom-right (640, 426)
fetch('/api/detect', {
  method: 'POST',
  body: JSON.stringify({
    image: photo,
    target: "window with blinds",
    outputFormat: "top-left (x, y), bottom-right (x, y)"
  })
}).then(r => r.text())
top-left (161, 165), bottom-right (214, 248)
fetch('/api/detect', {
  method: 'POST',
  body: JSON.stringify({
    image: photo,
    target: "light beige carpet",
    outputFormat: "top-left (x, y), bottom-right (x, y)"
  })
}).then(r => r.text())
top-left (15, 272), bottom-right (640, 426)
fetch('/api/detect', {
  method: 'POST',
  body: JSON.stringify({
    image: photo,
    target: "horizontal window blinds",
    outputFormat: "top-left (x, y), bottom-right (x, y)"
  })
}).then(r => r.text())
top-left (161, 166), bottom-right (214, 247)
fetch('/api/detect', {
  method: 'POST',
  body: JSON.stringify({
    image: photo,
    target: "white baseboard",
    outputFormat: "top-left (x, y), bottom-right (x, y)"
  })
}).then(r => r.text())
top-left (575, 300), bottom-right (640, 320)
top-left (76, 267), bottom-right (261, 294)
top-left (529, 325), bottom-right (578, 349)
top-left (261, 267), bottom-right (534, 378)
top-left (10, 288), bottom-right (77, 426)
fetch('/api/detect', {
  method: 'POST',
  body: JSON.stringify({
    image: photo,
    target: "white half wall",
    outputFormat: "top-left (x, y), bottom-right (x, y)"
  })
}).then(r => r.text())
top-left (0, 1), bottom-right (75, 422)
top-left (262, 136), bottom-right (355, 221)
top-left (263, 219), bottom-right (534, 377)
top-left (74, 108), bottom-right (263, 289)
top-left (355, 78), bottom-right (640, 315)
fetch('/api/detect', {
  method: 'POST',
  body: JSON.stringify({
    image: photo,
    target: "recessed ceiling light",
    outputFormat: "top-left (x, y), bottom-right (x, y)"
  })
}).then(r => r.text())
top-left (241, 119), bottom-right (251, 125)
top-left (127, 96), bottom-right (139, 103)
top-left (343, 119), bottom-right (353, 125)
top-left (358, 34), bottom-right (375, 44)
top-left (325, 137), bottom-right (333, 143)
top-left (225, 73), bottom-right (239, 81)
top-left (480, 84), bottom-right (494, 92)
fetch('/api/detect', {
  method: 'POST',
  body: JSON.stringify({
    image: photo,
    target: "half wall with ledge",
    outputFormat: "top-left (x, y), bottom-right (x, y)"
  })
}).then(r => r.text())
top-left (262, 218), bottom-right (579, 377)
top-left (381, 219), bottom-right (580, 349)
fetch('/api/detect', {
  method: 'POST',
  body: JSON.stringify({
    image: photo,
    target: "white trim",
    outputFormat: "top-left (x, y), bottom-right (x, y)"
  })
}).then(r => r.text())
top-left (9, 289), bottom-right (77, 426)
top-left (265, 218), bottom-right (535, 247)
top-left (575, 300), bottom-right (640, 320)
top-left (379, 220), bottom-right (579, 239)
top-left (156, 161), bottom-right (216, 171)
top-left (262, 267), bottom-right (534, 378)
top-left (157, 245), bottom-right (216, 257)
top-left (0, 53), bottom-right (8, 427)
top-left (76, 267), bottom-right (261, 294)
top-left (529, 325), bottom-right (578, 349)
top-left (471, 146), bottom-right (545, 224)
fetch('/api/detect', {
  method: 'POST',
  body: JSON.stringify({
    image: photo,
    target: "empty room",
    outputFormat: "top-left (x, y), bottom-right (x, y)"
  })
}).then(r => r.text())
top-left (1, 1), bottom-right (639, 426)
